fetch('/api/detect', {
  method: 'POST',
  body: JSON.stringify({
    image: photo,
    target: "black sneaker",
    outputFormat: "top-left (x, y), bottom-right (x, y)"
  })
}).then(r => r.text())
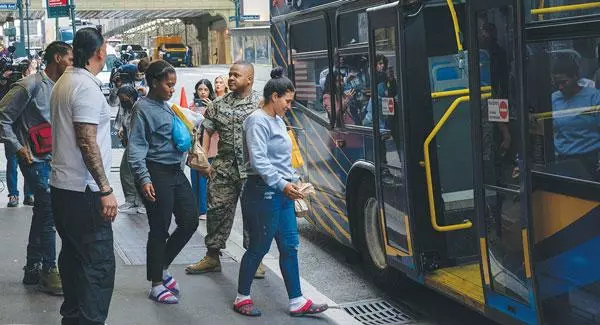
top-left (7, 195), bottom-right (18, 208)
top-left (22, 263), bottom-right (41, 285)
top-left (23, 195), bottom-right (34, 206)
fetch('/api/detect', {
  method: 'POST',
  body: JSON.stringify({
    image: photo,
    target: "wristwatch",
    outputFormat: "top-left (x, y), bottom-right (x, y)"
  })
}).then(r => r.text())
top-left (99, 187), bottom-right (113, 197)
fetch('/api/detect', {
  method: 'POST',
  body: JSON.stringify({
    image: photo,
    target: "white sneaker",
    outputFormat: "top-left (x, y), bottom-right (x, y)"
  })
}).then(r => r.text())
top-left (137, 206), bottom-right (147, 214)
top-left (118, 202), bottom-right (138, 214)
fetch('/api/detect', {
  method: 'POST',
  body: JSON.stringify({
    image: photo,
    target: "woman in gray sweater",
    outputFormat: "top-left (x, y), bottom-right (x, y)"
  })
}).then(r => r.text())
top-left (234, 67), bottom-right (328, 317)
top-left (128, 60), bottom-right (199, 304)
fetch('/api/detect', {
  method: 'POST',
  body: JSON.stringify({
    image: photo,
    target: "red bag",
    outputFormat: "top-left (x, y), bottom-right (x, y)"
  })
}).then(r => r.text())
top-left (28, 122), bottom-right (52, 157)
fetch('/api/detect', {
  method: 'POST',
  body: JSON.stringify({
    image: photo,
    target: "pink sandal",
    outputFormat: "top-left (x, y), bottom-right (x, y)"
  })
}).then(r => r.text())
top-left (290, 299), bottom-right (328, 317)
top-left (233, 299), bottom-right (262, 317)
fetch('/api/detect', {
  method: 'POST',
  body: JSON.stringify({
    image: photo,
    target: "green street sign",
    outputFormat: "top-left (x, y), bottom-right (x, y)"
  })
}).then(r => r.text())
top-left (4, 27), bottom-right (16, 37)
top-left (47, 0), bottom-right (69, 18)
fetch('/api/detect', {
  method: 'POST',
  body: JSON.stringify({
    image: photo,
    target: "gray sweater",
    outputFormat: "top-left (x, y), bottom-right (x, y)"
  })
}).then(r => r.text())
top-left (0, 71), bottom-right (55, 161)
top-left (243, 109), bottom-right (298, 191)
top-left (128, 97), bottom-right (184, 185)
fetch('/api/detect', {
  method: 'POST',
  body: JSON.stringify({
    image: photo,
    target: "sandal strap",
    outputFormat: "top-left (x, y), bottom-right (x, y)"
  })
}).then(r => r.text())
top-left (156, 289), bottom-right (174, 301)
top-left (296, 299), bottom-right (313, 313)
top-left (234, 299), bottom-right (253, 309)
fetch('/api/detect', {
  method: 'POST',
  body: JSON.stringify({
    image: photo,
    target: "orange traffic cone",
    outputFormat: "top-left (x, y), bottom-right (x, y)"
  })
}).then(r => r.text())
top-left (179, 87), bottom-right (189, 108)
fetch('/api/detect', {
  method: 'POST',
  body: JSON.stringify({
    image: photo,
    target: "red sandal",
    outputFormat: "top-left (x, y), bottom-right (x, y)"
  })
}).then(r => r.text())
top-left (290, 299), bottom-right (329, 317)
top-left (233, 299), bottom-right (262, 317)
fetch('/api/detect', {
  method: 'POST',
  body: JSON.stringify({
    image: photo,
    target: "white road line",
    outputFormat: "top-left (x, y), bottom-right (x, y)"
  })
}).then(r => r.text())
top-left (195, 222), bottom-right (362, 325)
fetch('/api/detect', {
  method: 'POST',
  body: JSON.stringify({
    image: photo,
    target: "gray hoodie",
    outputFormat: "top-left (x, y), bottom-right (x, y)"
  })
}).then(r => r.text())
top-left (0, 71), bottom-right (55, 161)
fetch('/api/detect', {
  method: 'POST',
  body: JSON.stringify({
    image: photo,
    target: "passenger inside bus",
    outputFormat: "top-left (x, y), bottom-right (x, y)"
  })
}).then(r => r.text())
top-left (548, 55), bottom-right (600, 181)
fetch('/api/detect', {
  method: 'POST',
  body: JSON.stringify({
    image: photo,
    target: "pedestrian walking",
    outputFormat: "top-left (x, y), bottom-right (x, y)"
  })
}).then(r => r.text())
top-left (0, 41), bottom-right (72, 294)
top-left (115, 85), bottom-right (145, 215)
top-left (4, 143), bottom-right (33, 207)
top-left (50, 27), bottom-right (118, 325)
top-left (184, 62), bottom-right (264, 277)
top-left (234, 67), bottom-right (328, 317)
top-left (128, 60), bottom-right (199, 304)
top-left (189, 79), bottom-right (216, 220)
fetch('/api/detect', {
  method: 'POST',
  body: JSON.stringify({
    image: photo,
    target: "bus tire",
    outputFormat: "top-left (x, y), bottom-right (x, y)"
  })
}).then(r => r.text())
top-left (356, 177), bottom-right (392, 284)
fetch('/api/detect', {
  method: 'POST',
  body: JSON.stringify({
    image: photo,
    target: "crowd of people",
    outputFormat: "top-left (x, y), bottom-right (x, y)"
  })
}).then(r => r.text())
top-left (0, 27), bottom-right (327, 324)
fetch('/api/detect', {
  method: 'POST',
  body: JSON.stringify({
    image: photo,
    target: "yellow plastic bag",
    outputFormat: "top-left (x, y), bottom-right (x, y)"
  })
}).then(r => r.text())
top-left (288, 129), bottom-right (304, 169)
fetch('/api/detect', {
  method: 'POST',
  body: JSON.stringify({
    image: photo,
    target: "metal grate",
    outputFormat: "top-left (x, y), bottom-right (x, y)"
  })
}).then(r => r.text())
top-left (340, 298), bottom-right (417, 325)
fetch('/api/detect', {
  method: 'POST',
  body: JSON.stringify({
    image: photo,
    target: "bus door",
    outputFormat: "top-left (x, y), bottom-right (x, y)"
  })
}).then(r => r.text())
top-left (468, 0), bottom-right (539, 323)
top-left (366, 3), bottom-right (417, 272)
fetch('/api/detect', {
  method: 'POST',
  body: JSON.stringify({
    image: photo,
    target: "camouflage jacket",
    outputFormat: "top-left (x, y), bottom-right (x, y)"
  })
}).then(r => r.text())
top-left (202, 90), bottom-right (261, 181)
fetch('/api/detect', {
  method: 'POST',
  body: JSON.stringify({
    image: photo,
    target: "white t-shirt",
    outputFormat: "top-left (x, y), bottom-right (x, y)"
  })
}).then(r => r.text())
top-left (50, 67), bottom-right (112, 192)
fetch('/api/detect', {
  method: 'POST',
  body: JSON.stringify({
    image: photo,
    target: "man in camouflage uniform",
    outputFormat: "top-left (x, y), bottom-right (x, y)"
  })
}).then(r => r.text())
top-left (185, 62), bottom-right (265, 276)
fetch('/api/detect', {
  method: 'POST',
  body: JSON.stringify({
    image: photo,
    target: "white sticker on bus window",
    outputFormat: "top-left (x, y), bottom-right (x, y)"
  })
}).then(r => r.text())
top-left (488, 99), bottom-right (509, 122)
top-left (381, 97), bottom-right (395, 116)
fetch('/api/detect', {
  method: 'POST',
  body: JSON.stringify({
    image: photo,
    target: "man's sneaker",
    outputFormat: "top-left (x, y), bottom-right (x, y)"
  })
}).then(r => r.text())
top-left (38, 266), bottom-right (63, 296)
top-left (184, 255), bottom-right (221, 274)
top-left (254, 263), bottom-right (266, 279)
top-left (118, 202), bottom-right (137, 214)
top-left (7, 195), bottom-right (18, 208)
top-left (22, 263), bottom-right (41, 285)
top-left (137, 206), bottom-right (147, 214)
top-left (23, 195), bottom-right (34, 206)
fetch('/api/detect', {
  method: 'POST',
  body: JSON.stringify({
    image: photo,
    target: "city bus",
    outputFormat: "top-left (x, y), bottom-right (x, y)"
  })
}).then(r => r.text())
top-left (270, 0), bottom-right (600, 324)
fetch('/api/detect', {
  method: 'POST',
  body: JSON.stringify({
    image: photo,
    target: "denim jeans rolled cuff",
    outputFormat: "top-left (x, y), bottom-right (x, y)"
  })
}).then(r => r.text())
top-left (51, 186), bottom-right (115, 325)
top-left (143, 161), bottom-right (199, 283)
top-left (237, 176), bottom-right (302, 299)
top-left (19, 160), bottom-right (56, 271)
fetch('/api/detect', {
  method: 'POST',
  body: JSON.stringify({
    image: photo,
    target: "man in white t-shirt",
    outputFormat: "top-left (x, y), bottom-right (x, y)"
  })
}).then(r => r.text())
top-left (50, 27), bottom-right (118, 325)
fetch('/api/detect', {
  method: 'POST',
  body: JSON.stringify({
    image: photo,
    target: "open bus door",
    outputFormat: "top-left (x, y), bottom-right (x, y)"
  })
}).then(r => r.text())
top-left (467, 0), bottom-right (539, 323)
top-left (366, 2), bottom-right (419, 275)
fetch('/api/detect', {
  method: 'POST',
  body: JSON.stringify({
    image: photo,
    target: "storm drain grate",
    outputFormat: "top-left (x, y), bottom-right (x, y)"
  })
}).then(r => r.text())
top-left (340, 298), bottom-right (416, 325)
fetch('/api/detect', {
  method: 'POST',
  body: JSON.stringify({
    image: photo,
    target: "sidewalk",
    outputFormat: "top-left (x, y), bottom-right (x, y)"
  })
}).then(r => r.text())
top-left (0, 149), bottom-right (359, 325)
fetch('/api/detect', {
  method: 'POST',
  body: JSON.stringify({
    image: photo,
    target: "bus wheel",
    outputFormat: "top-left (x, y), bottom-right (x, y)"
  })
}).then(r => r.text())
top-left (357, 180), bottom-right (390, 282)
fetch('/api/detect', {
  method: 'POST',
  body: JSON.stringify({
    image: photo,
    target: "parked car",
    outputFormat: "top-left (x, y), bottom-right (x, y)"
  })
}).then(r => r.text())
top-left (115, 44), bottom-right (147, 61)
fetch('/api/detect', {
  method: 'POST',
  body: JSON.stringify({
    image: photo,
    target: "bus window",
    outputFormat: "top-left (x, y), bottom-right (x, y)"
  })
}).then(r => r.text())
top-left (338, 11), bottom-right (369, 46)
top-left (324, 52), bottom-right (370, 127)
top-left (290, 19), bottom-right (330, 123)
top-left (527, 38), bottom-right (600, 184)
top-left (526, 0), bottom-right (600, 23)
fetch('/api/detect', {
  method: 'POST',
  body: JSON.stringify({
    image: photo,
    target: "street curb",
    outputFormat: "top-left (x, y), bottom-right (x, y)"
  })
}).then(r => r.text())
top-left (195, 222), bottom-right (362, 325)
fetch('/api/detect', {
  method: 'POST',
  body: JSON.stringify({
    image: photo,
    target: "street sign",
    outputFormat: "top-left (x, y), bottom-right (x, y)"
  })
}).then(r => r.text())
top-left (47, 0), bottom-right (69, 18)
top-left (229, 14), bottom-right (261, 22)
top-left (4, 27), bottom-right (15, 37)
top-left (240, 15), bottom-right (260, 21)
top-left (0, 3), bottom-right (17, 11)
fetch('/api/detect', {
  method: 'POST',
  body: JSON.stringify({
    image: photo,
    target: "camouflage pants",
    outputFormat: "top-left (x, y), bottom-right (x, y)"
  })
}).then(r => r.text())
top-left (205, 177), bottom-right (249, 251)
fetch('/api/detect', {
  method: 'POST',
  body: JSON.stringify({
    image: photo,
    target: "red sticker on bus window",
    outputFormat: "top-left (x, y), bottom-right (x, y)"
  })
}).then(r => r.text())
top-left (488, 99), bottom-right (509, 122)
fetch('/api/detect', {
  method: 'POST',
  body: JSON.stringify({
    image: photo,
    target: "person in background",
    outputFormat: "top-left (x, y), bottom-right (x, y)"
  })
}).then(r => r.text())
top-left (214, 75), bottom-right (229, 98)
top-left (189, 79), bottom-right (216, 220)
top-left (128, 60), bottom-right (199, 304)
top-left (550, 56), bottom-right (600, 181)
top-left (233, 67), bottom-right (328, 317)
top-left (50, 27), bottom-right (118, 325)
top-left (115, 85), bottom-right (144, 215)
top-left (0, 41), bottom-right (72, 294)
top-left (322, 71), bottom-right (355, 125)
top-left (3, 58), bottom-right (36, 207)
top-left (184, 62), bottom-right (264, 278)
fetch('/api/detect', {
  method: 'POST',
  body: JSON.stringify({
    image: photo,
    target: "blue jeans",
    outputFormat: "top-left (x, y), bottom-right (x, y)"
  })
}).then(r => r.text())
top-left (19, 161), bottom-right (56, 271)
top-left (4, 144), bottom-right (32, 198)
top-left (191, 158), bottom-right (213, 215)
top-left (238, 177), bottom-right (302, 299)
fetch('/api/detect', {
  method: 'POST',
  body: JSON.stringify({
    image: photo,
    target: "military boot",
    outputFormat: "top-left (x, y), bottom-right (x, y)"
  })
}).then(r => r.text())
top-left (254, 262), bottom-right (266, 279)
top-left (38, 266), bottom-right (63, 296)
top-left (184, 255), bottom-right (221, 274)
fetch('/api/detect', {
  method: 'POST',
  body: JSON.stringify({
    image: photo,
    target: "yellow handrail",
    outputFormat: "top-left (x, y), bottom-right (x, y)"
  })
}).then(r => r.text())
top-left (423, 92), bottom-right (491, 232)
top-left (431, 86), bottom-right (492, 99)
top-left (531, 2), bottom-right (600, 15)
top-left (446, 0), bottom-right (463, 52)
